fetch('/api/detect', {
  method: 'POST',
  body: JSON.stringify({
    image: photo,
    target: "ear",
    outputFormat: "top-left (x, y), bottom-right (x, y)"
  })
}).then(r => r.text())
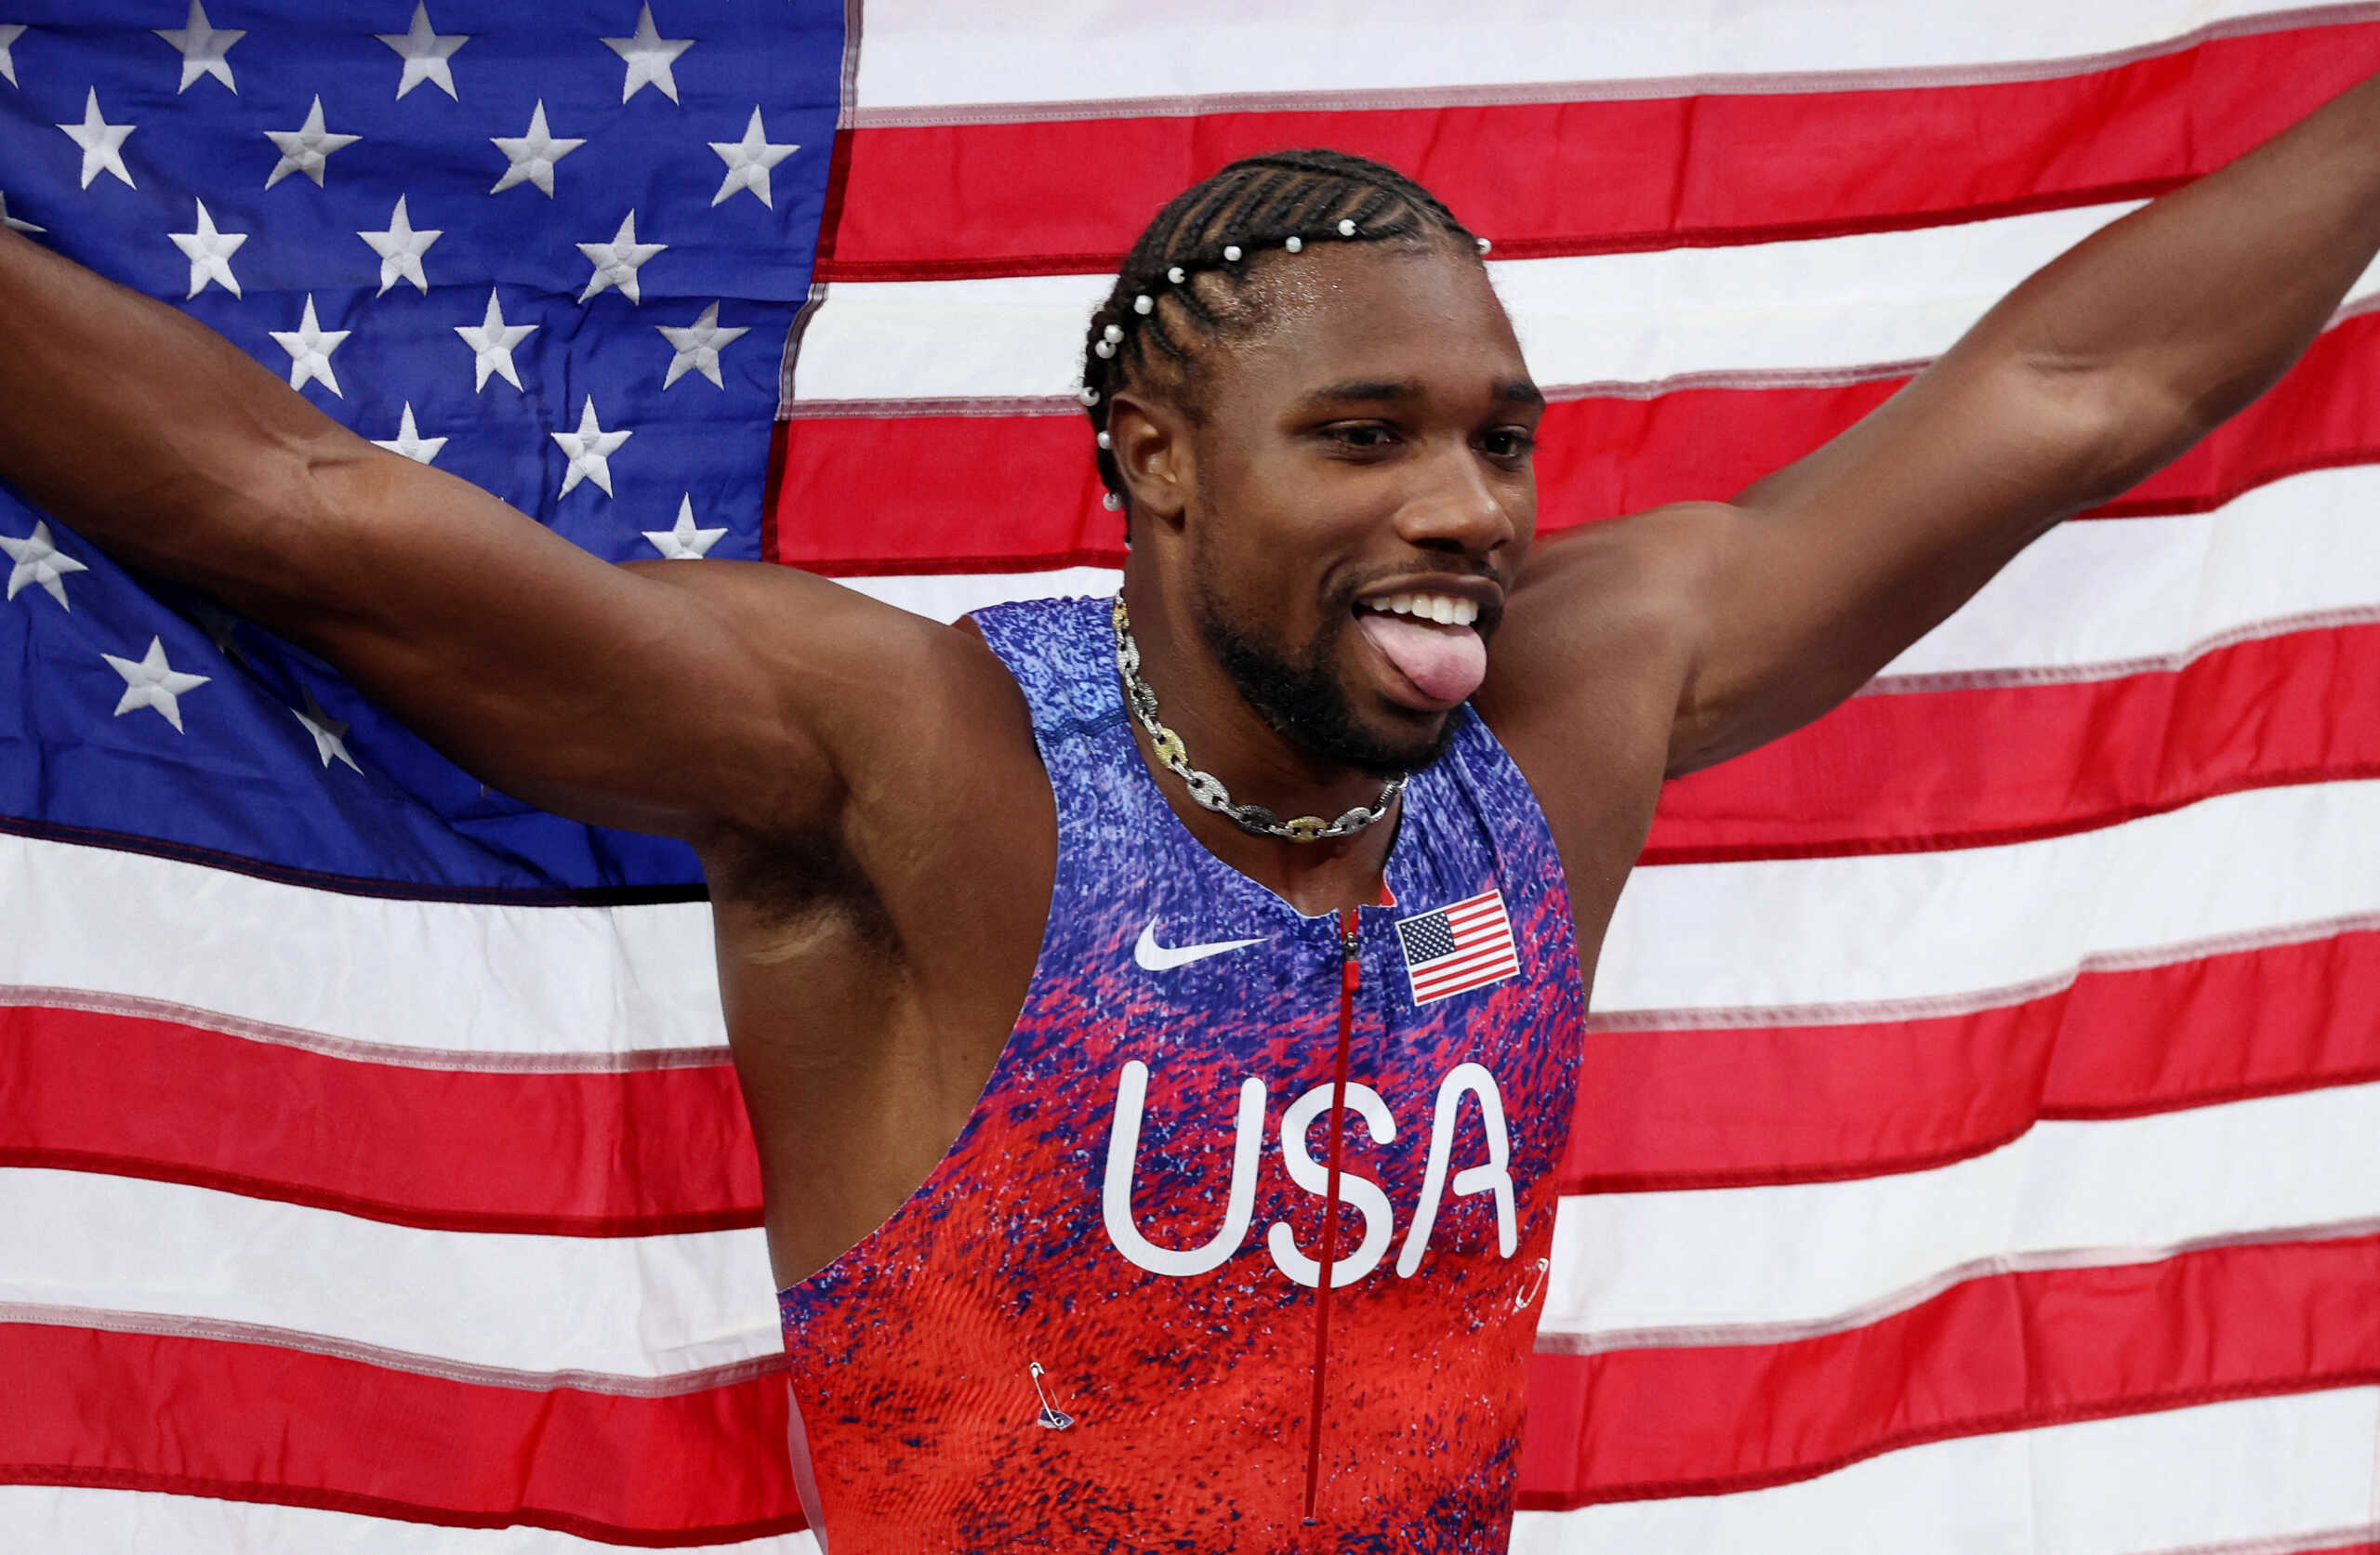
top-left (1106, 389), bottom-right (1193, 531)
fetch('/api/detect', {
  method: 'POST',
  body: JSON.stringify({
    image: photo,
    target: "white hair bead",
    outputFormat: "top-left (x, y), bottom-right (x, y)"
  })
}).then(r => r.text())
top-left (1103, 491), bottom-right (1123, 510)
top-left (1097, 431), bottom-right (1113, 450)
top-left (1079, 387), bottom-right (1099, 406)
top-left (1167, 266), bottom-right (1185, 284)
top-left (1475, 236), bottom-right (1492, 255)
top-left (1223, 244), bottom-right (1241, 262)
top-left (1284, 235), bottom-right (1302, 253)
top-left (1102, 323), bottom-right (1123, 344)
top-left (1337, 218), bottom-right (1356, 237)
top-left (1093, 339), bottom-right (1116, 358)
top-left (1133, 294), bottom-right (1153, 315)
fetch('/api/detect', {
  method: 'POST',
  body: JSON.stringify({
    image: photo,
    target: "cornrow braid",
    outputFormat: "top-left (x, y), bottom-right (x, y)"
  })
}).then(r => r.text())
top-left (1080, 149), bottom-right (1484, 521)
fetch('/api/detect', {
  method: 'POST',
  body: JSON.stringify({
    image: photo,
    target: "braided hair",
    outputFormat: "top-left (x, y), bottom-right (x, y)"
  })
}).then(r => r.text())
top-left (1080, 149), bottom-right (1484, 522)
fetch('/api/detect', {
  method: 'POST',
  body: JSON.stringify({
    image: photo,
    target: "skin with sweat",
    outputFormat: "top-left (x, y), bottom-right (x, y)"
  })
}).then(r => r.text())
top-left (4, 77), bottom-right (2380, 1289)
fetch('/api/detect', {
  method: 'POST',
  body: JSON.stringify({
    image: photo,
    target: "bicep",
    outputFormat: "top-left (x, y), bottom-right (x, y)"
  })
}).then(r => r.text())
top-left (230, 443), bottom-right (909, 838)
top-left (1665, 346), bottom-right (2125, 773)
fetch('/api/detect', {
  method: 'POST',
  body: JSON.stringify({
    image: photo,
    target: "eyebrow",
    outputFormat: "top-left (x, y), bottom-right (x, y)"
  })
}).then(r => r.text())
top-left (1297, 376), bottom-right (1546, 410)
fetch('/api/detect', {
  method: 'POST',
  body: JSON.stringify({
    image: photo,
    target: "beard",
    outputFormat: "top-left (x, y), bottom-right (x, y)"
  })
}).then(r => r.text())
top-left (1189, 563), bottom-right (1464, 780)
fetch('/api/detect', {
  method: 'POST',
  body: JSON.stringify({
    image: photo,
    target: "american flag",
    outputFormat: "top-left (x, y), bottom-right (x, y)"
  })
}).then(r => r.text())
top-left (1397, 889), bottom-right (1521, 1006)
top-left (5, 3), bottom-right (2380, 1551)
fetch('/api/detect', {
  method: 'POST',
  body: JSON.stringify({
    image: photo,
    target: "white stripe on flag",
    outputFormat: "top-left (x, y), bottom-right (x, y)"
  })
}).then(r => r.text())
top-left (785, 204), bottom-right (2380, 408)
top-left (0, 1168), bottom-right (777, 1381)
top-left (1540, 1080), bottom-right (2380, 1342)
top-left (0, 833), bottom-right (727, 1062)
top-left (829, 464), bottom-right (2380, 694)
top-left (1506, 1386), bottom-right (2380, 1555)
top-left (853, 0), bottom-right (2337, 112)
top-left (1594, 779), bottom-right (2380, 1018)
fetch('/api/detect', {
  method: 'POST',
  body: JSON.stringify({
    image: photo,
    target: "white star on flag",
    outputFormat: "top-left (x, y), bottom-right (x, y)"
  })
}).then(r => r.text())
top-left (270, 295), bottom-right (350, 397)
top-left (264, 97), bottom-right (361, 190)
top-left (152, 1), bottom-right (243, 94)
top-left (708, 108), bottom-right (798, 208)
top-left (1, 520), bottom-right (88, 609)
top-left (455, 287), bottom-right (537, 391)
top-left (359, 194), bottom-right (442, 296)
top-left (601, 5), bottom-right (694, 104)
top-left (576, 211), bottom-right (667, 304)
top-left (643, 494), bottom-right (726, 559)
top-left (0, 192), bottom-right (43, 235)
top-left (293, 683), bottom-right (361, 771)
top-left (58, 89), bottom-right (137, 191)
top-left (370, 402), bottom-right (447, 466)
top-left (377, 2), bottom-right (468, 101)
top-left (490, 100), bottom-right (583, 197)
top-left (657, 301), bottom-right (748, 389)
top-left (168, 197), bottom-right (246, 298)
top-left (0, 24), bottom-right (22, 88)
top-left (551, 397), bottom-right (631, 497)
top-left (102, 637), bottom-right (210, 732)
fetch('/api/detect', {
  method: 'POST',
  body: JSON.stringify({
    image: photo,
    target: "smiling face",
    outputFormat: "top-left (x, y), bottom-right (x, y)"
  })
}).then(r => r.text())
top-left (1125, 237), bottom-right (1541, 777)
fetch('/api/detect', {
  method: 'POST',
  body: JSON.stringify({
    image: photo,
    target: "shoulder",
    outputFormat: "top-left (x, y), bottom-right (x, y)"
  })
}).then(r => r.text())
top-left (624, 560), bottom-right (1045, 839)
top-left (1478, 501), bottom-right (1741, 726)
top-left (1471, 504), bottom-right (1745, 850)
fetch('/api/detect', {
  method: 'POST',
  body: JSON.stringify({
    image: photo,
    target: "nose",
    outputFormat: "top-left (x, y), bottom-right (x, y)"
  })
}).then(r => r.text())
top-left (1392, 441), bottom-right (1518, 562)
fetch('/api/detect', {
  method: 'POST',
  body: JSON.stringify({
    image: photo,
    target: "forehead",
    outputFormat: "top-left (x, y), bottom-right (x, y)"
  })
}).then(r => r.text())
top-left (1209, 241), bottom-right (1528, 400)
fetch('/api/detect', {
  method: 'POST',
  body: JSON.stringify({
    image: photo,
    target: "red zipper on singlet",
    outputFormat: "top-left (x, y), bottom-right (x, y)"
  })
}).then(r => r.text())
top-left (1302, 904), bottom-right (1362, 1525)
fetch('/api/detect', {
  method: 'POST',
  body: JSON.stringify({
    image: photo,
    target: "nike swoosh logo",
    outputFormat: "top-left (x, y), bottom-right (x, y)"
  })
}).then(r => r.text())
top-left (1134, 921), bottom-right (1264, 971)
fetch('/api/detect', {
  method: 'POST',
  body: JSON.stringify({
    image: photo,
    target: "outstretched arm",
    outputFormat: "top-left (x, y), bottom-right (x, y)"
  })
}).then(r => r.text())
top-left (1641, 72), bottom-right (2380, 773)
top-left (0, 227), bottom-right (960, 842)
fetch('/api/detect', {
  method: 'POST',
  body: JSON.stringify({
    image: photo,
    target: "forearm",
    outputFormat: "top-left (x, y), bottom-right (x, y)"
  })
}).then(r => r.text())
top-left (0, 226), bottom-right (350, 606)
top-left (1976, 72), bottom-right (2380, 488)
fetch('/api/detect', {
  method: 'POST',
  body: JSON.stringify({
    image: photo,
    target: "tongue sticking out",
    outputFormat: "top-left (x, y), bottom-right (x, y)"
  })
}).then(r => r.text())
top-left (1355, 612), bottom-right (1488, 705)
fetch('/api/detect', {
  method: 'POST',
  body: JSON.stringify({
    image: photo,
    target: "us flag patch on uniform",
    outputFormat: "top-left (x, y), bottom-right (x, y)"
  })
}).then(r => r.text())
top-left (1395, 889), bottom-right (1520, 1006)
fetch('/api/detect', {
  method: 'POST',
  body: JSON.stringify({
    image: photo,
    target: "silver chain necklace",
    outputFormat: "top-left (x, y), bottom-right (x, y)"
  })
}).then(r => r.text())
top-left (1111, 595), bottom-right (1405, 842)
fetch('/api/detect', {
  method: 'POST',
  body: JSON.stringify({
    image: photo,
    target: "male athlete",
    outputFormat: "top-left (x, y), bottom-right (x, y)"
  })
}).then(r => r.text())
top-left (7, 67), bottom-right (2380, 1549)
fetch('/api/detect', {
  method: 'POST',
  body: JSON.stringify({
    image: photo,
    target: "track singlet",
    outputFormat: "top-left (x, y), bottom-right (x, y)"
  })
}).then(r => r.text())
top-left (778, 595), bottom-right (1584, 1551)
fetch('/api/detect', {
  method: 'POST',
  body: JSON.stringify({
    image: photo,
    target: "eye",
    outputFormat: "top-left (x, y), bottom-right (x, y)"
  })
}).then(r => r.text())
top-left (1323, 422), bottom-right (1398, 451)
top-left (1480, 427), bottom-right (1536, 461)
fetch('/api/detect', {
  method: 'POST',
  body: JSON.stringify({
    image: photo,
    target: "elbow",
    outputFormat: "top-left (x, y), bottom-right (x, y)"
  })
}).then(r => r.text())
top-left (2011, 345), bottom-right (2255, 507)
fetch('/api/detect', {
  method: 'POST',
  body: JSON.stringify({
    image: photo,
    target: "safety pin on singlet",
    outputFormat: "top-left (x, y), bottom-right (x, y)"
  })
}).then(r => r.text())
top-left (1514, 1257), bottom-right (1551, 1313)
top-left (1028, 1361), bottom-right (1075, 1430)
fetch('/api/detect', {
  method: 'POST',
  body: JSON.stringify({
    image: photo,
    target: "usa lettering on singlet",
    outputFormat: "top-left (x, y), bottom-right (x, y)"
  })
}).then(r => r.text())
top-left (777, 595), bottom-right (1584, 1551)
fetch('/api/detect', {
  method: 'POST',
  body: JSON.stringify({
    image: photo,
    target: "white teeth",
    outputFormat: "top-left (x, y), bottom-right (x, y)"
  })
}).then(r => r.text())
top-left (1364, 593), bottom-right (1481, 627)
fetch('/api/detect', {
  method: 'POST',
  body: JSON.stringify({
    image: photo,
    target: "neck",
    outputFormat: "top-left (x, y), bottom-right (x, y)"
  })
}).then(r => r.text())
top-left (1116, 573), bottom-right (1400, 916)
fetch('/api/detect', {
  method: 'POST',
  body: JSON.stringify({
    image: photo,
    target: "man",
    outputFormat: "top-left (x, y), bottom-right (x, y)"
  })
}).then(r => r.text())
top-left (4, 64), bottom-right (2378, 1548)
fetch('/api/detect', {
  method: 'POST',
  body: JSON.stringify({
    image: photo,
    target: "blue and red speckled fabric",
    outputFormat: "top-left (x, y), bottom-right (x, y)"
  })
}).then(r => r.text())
top-left (778, 595), bottom-right (1584, 1551)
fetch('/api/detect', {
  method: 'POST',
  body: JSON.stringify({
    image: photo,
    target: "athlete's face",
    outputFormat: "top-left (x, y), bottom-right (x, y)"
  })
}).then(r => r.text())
top-left (1173, 240), bottom-right (1540, 776)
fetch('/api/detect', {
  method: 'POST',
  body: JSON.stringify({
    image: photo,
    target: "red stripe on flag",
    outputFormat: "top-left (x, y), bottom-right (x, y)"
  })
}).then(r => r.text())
top-left (0, 1003), bottom-right (762, 1236)
top-left (819, 20), bottom-right (2380, 281)
top-left (6, 921), bottom-right (2365, 1219)
top-left (770, 310), bottom-right (2380, 574)
top-left (1514, 1229), bottom-right (2380, 1508)
top-left (14, 1233), bottom-right (2371, 1540)
top-left (1644, 618), bottom-right (2380, 863)
top-left (1412, 958), bottom-right (1520, 1001)
top-left (1566, 923), bottom-right (2380, 1194)
top-left (0, 1323), bottom-right (802, 1547)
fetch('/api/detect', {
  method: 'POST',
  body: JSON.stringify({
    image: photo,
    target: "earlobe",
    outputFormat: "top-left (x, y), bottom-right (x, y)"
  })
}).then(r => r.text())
top-left (1109, 392), bottom-right (1190, 528)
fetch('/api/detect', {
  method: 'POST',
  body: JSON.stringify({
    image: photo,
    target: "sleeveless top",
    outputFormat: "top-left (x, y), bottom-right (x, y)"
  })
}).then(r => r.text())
top-left (777, 595), bottom-right (1585, 1551)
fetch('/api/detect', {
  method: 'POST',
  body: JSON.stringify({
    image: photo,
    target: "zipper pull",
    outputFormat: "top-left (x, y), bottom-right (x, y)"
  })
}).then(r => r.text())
top-left (1339, 905), bottom-right (1359, 982)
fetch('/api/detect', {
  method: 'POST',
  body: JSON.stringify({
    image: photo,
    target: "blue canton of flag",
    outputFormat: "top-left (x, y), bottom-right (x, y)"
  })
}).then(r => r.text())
top-left (0, 2), bottom-right (842, 900)
top-left (1395, 888), bottom-right (1519, 1006)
